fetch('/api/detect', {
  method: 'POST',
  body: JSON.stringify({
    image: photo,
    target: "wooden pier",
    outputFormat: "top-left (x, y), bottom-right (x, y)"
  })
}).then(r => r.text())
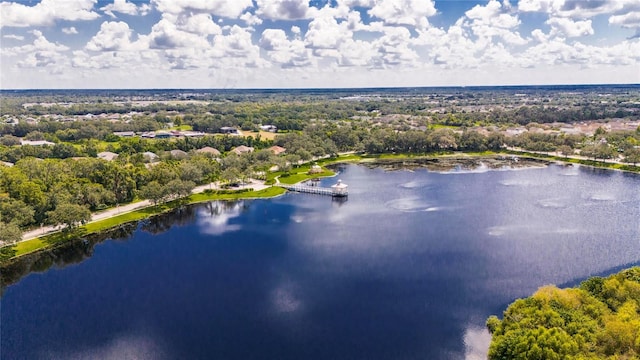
top-left (277, 180), bottom-right (348, 197)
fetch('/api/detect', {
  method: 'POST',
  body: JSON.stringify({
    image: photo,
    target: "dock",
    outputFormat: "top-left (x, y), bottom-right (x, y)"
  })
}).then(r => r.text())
top-left (277, 179), bottom-right (348, 197)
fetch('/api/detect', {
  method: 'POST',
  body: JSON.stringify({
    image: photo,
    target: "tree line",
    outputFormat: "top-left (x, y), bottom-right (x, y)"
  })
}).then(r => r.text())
top-left (487, 267), bottom-right (640, 359)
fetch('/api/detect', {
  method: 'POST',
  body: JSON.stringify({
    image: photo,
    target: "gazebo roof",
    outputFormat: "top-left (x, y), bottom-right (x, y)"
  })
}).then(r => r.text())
top-left (331, 179), bottom-right (348, 189)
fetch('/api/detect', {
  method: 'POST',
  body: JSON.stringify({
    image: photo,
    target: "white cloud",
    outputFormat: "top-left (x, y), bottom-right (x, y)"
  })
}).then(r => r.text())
top-left (3, 34), bottom-right (24, 41)
top-left (609, 12), bottom-right (640, 29)
top-left (181, 14), bottom-right (222, 35)
top-left (368, 0), bottom-right (436, 29)
top-left (555, 0), bottom-right (622, 19)
top-left (464, 0), bottom-right (527, 45)
top-left (0, 0), bottom-right (99, 28)
top-left (371, 26), bottom-right (419, 67)
top-left (151, 0), bottom-right (253, 18)
top-left (531, 28), bottom-right (549, 42)
top-left (62, 27), bottom-right (79, 35)
top-left (4, 30), bottom-right (69, 55)
top-left (1, 0), bottom-right (639, 88)
top-left (518, 0), bottom-right (638, 21)
top-left (260, 28), bottom-right (311, 67)
top-left (3, 30), bottom-right (70, 70)
top-left (100, 0), bottom-right (150, 18)
top-left (211, 25), bottom-right (263, 63)
top-left (256, 0), bottom-right (310, 20)
top-left (86, 21), bottom-right (135, 52)
top-left (546, 17), bottom-right (594, 38)
top-left (72, 49), bottom-right (161, 70)
top-left (145, 18), bottom-right (211, 49)
top-left (517, 0), bottom-right (558, 13)
top-left (305, 15), bottom-right (347, 50)
top-left (239, 11), bottom-right (263, 26)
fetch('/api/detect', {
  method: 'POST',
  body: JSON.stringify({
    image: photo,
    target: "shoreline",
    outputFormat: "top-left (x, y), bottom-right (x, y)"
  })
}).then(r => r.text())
top-left (2, 151), bottom-right (637, 264)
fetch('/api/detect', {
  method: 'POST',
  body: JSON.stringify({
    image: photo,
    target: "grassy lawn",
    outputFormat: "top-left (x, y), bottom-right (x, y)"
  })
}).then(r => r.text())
top-left (84, 207), bottom-right (162, 233)
top-left (189, 186), bottom-right (286, 202)
top-left (278, 170), bottom-right (335, 184)
top-left (429, 124), bottom-right (460, 130)
top-left (14, 238), bottom-right (47, 257)
top-left (169, 125), bottom-right (193, 131)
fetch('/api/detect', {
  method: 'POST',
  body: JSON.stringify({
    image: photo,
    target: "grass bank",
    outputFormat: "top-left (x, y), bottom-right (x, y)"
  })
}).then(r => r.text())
top-left (325, 151), bottom-right (639, 173)
top-left (1, 187), bottom-right (287, 263)
top-left (504, 150), bottom-right (640, 173)
top-left (265, 163), bottom-right (336, 185)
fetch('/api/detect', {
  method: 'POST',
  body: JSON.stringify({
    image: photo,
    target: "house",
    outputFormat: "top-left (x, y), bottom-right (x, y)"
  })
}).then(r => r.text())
top-left (196, 147), bottom-right (221, 157)
top-left (141, 132), bottom-right (156, 138)
top-left (169, 149), bottom-right (188, 159)
top-left (219, 127), bottom-right (239, 135)
top-left (97, 151), bottom-right (119, 161)
top-left (143, 151), bottom-right (160, 163)
top-left (20, 139), bottom-right (55, 146)
top-left (231, 145), bottom-right (254, 155)
top-left (181, 131), bottom-right (206, 137)
top-left (260, 124), bottom-right (277, 132)
top-left (113, 131), bottom-right (135, 137)
top-left (268, 145), bottom-right (286, 155)
top-left (154, 131), bottom-right (173, 139)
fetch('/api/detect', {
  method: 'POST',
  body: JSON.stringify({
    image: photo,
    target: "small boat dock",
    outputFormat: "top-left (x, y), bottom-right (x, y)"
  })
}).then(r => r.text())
top-left (277, 180), bottom-right (348, 197)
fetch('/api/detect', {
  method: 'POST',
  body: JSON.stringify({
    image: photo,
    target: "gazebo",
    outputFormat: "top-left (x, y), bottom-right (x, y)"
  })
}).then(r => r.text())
top-left (330, 180), bottom-right (348, 197)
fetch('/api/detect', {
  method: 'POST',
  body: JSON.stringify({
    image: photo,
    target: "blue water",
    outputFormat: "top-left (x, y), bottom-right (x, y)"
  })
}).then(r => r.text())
top-left (2, 164), bottom-right (639, 359)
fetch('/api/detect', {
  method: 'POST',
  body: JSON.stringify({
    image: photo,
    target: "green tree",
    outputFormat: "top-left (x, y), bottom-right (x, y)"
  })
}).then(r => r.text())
top-left (46, 203), bottom-right (91, 230)
top-left (623, 147), bottom-right (640, 165)
top-left (557, 145), bottom-right (573, 158)
top-left (164, 179), bottom-right (195, 201)
top-left (0, 221), bottom-right (22, 245)
top-left (0, 199), bottom-right (35, 227)
top-left (139, 181), bottom-right (166, 206)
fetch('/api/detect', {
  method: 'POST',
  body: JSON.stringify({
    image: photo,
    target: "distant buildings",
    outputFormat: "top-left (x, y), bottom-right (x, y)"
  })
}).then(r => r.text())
top-left (155, 131), bottom-right (173, 139)
top-left (219, 127), bottom-right (239, 135)
top-left (169, 149), bottom-right (188, 159)
top-left (20, 140), bottom-right (55, 146)
top-left (97, 151), bottom-right (119, 161)
top-left (268, 145), bottom-right (286, 155)
top-left (143, 151), bottom-right (160, 162)
top-left (231, 145), bottom-right (254, 155)
top-left (196, 147), bottom-right (221, 157)
top-left (113, 131), bottom-right (135, 137)
top-left (260, 125), bottom-right (277, 132)
top-left (139, 130), bottom-right (205, 139)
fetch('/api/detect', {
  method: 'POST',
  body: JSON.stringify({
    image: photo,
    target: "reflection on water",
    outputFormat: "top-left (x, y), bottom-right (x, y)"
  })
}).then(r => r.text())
top-left (44, 332), bottom-right (169, 360)
top-left (197, 201), bottom-right (246, 235)
top-left (2, 164), bottom-right (639, 359)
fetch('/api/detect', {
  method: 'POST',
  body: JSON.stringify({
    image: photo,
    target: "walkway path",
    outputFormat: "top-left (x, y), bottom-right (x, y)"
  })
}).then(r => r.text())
top-left (20, 179), bottom-right (268, 242)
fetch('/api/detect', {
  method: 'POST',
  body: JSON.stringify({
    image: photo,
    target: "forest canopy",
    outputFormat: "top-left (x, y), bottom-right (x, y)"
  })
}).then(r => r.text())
top-left (486, 267), bottom-right (640, 359)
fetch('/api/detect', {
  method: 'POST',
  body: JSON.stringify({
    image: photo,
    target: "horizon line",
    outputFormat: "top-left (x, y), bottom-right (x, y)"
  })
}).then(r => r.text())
top-left (2, 83), bottom-right (640, 92)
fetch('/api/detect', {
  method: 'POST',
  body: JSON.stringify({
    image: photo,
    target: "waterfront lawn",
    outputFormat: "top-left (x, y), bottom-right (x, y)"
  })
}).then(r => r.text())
top-left (2, 187), bottom-right (287, 262)
top-left (277, 166), bottom-right (335, 184)
top-left (189, 186), bottom-right (285, 202)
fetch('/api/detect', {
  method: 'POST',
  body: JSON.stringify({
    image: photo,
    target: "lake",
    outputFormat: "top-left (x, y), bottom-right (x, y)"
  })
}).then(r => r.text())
top-left (2, 163), bottom-right (639, 359)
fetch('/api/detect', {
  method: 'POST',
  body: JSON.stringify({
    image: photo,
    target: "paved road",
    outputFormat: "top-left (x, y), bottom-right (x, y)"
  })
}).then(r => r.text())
top-left (21, 180), bottom-right (268, 242)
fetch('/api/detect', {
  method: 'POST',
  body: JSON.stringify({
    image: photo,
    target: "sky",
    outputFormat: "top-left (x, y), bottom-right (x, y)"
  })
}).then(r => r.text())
top-left (1, 0), bottom-right (639, 89)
